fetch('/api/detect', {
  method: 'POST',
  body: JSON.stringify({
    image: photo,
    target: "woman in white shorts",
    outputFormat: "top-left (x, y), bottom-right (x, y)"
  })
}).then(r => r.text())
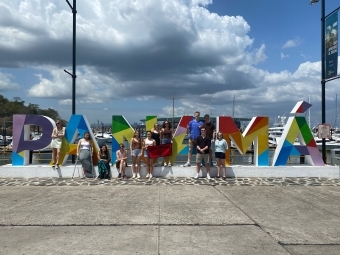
top-left (130, 130), bottom-right (142, 179)
top-left (50, 120), bottom-right (65, 169)
top-left (143, 131), bottom-right (156, 179)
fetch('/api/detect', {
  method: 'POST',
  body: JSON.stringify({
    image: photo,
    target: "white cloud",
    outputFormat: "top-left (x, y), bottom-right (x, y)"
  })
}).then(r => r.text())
top-left (282, 38), bottom-right (301, 49)
top-left (0, 71), bottom-right (20, 92)
top-left (0, 0), bottom-right (337, 124)
top-left (280, 52), bottom-right (289, 59)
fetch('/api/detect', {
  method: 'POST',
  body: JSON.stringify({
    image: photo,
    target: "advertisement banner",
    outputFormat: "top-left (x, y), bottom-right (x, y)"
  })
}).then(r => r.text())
top-left (325, 11), bottom-right (338, 79)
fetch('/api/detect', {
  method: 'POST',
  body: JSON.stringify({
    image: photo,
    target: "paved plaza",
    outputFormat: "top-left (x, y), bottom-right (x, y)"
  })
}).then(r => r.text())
top-left (0, 177), bottom-right (340, 254)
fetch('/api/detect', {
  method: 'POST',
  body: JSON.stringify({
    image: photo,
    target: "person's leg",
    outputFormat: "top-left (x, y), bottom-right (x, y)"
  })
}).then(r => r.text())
top-left (122, 160), bottom-right (126, 178)
top-left (221, 158), bottom-right (226, 178)
top-left (131, 155), bottom-right (136, 177)
top-left (185, 139), bottom-right (193, 166)
top-left (195, 153), bottom-right (201, 178)
top-left (137, 156), bottom-right (141, 178)
top-left (52, 148), bottom-right (56, 165)
top-left (119, 160), bottom-right (123, 175)
top-left (216, 158), bottom-right (221, 177)
top-left (166, 156), bottom-right (170, 166)
top-left (205, 154), bottom-right (211, 179)
top-left (56, 148), bottom-right (61, 167)
top-left (146, 158), bottom-right (151, 175)
top-left (150, 160), bottom-right (154, 178)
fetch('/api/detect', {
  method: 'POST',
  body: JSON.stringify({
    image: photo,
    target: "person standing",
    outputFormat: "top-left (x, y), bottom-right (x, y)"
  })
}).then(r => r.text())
top-left (215, 132), bottom-right (228, 179)
top-left (160, 121), bottom-right (173, 167)
top-left (51, 120), bottom-right (65, 169)
top-left (97, 145), bottom-right (111, 180)
top-left (77, 132), bottom-right (94, 178)
top-left (202, 114), bottom-right (216, 165)
top-left (130, 130), bottom-right (142, 178)
top-left (116, 143), bottom-right (128, 180)
top-left (184, 111), bottom-right (203, 167)
top-left (151, 123), bottom-right (161, 166)
top-left (143, 131), bottom-right (156, 179)
top-left (195, 127), bottom-right (211, 179)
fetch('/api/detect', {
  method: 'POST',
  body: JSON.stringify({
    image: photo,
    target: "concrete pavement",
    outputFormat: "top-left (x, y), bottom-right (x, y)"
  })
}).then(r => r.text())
top-left (0, 181), bottom-right (340, 254)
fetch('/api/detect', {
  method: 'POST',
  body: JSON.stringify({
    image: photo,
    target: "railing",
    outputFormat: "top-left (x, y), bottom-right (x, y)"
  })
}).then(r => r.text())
top-left (0, 147), bottom-right (334, 166)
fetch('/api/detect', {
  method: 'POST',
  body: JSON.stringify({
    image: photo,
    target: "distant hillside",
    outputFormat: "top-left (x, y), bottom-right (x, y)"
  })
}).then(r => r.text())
top-left (0, 95), bottom-right (66, 128)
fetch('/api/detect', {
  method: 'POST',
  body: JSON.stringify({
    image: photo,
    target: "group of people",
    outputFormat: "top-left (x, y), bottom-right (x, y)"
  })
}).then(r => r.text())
top-left (184, 112), bottom-right (228, 180)
top-left (116, 120), bottom-right (174, 180)
top-left (50, 112), bottom-right (229, 180)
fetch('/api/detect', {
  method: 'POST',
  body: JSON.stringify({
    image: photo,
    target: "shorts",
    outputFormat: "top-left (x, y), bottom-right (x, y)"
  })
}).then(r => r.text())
top-left (188, 139), bottom-right (196, 148)
top-left (144, 150), bottom-right (149, 158)
top-left (215, 152), bottom-right (226, 159)
top-left (196, 153), bottom-right (209, 164)
top-left (132, 148), bottom-right (141, 157)
top-left (51, 138), bottom-right (62, 149)
top-left (162, 138), bottom-right (171, 144)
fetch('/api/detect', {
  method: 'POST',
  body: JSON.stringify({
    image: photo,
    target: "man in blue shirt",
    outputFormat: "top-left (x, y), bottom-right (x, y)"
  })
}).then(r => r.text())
top-left (184, 111), bottom-right (203, 167)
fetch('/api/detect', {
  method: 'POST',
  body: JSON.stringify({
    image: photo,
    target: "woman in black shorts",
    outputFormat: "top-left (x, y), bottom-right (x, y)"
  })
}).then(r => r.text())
top-left (214, 132), bottom-right (228, 179)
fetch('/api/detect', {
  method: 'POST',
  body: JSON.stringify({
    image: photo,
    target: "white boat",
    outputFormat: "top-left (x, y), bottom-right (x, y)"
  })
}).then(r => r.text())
top-left (268, 115), bottom-right (286, 147)
top-left (314, 137), bottom-right (340, 150)
top-left (94, 133), bottom-right (110, 145)
top-left (0, 135), bottom-right (12, 146)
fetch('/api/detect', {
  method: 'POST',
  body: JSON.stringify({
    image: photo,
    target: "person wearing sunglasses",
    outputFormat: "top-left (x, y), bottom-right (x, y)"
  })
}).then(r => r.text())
top-left (195, 128), bottom-right (211, 179)
top-left (116, 143), bottom-right (128, 180)
top-left (50, 120), bottom-right (65, 169)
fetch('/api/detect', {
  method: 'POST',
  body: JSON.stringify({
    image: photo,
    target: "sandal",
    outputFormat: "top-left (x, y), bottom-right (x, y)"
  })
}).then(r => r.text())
top-left (123, 175), bottom-right (127, 180)
top-left (222, 177), bottom-right (226, 180)
top-left (215, 176), bottom-right (220, 179)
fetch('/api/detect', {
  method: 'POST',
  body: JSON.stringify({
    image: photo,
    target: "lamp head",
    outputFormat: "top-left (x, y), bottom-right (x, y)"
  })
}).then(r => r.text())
top-left (310, 0), bottom-right (320, 5)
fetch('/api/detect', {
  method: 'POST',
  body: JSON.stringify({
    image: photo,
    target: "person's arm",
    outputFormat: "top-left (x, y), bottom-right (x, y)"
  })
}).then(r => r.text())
top-left (130, 138), bottom-right (134, 155)
top-left (97, 151), bottom-right (101, 161)
top-left (107, 151), bottom-right (111, 162)
top-left (57, 127), bottom-right (65, 138)
top-left (186, 122), bottom-right (191, 136)
top-left (122, 150), bottom-right (128, 161)
top-left (212, 125), bottom-right (216, 142)
top-left (51, 128), bottom-right (57, 138)
top-left (160, 129), bottom-right (164, 143)
top-left (153, 139), bottom-right (156, 146)
top-left (77, 139), bottom-right (82, 156)
top-left (116, 150), bottom-right (120, 161)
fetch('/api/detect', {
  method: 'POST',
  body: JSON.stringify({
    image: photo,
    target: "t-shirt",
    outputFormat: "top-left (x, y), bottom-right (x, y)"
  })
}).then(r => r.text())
top-left (188, 119), bottom-right (203, 140)
top-left (202, 122), bottom-right (215, 139)
top-left (196, 135), bottom-right (211, 154)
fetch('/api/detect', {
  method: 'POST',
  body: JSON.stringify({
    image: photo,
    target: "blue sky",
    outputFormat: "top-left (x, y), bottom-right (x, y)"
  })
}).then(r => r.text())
top-left (0, 0), bottom-right (339, 127)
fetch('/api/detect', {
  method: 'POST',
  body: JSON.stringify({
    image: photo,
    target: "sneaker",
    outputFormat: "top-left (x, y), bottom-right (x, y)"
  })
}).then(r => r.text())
top-left (146, 173), bottom-right (150, 178)
top-left (194, 173), bottom-right (199, 179)
top-left (131, 173), bottom-right (135, 179)
top-left (137, 173), bottom-right (141, 179)
top-left (184, 162), bottom-right (191, 167)
top-left (149, 174), bottom-right (153, 179)
top-left (168, 162), bottom-right (171, 167)
top-left (207, 174), bottom-right (211, 180)
top-left (164, 163), bottom-right (167, 167)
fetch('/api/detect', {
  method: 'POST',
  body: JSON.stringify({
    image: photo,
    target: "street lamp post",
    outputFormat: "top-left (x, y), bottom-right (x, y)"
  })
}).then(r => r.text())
top-left (310, 0), bottom-right (330, 163)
